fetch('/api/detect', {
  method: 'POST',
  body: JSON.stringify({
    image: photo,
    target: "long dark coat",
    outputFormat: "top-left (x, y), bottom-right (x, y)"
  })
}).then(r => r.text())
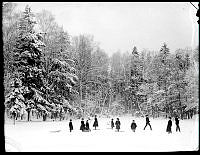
top-left (69, 121), bottom-right (73, 131)
top-left (86, 121), bottom-right (90, 130)
top-left (93, 117), bottom-right (98, 127)
top-left (166, 120), bottom-right (172, 133)
top-left (131, 122), bottom-right (137, 130)
top-left (111, 120), bottom-right (114, 128)
top-left (80, 120), bottom-right (85, 131)
top-left (115, 120), bottom-right (120, 130)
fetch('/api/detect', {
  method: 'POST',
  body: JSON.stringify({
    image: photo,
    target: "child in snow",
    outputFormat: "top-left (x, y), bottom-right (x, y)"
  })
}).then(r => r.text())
top-left (143, 114), bottom-right (152, 130)
top-left (93, 115), bottom-right (98, 130)
top-left (85, 120), bottom-right (91, 132)
top-left (175, 116), bottom-right (180, 132)
top-left (166, 117), bottom-right (172, 134)
top-left (111, 118), bottom-right (114, 129)
top-left (69, 119), bottom-right (73, 132)
top-left (80, 118), bottom-right (85, 132)
top-left (115, 118), bottom-right (121, 132)
top-left (131, 120), bottom-right (137, 132)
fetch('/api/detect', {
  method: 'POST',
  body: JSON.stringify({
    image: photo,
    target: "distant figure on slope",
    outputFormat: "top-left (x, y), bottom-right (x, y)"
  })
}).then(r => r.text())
top-left (166, 117), bottom-right (172, 134)
top-left (115, 118), bottom-right (121, 132)
top-left (85, 120), bottom-right (91, 132)
top-left (69, 119), bottom-right (73, 132)
top-left (111, 118), bottom-right (115, 129)
top-left (93, 115), bottom-right (98, 130)
top-left (11, 110), bottom-right (17, 125)
top-left (80, 118), bottom-right (85, 132)
top-left (143, 115), bottom-right (152, 130)
top-left (131, 120), bottom-right (137, 132)
top-left (42, 110), bottom-right (47, 121)
top-left (175, 116), bottom-right (181, 132)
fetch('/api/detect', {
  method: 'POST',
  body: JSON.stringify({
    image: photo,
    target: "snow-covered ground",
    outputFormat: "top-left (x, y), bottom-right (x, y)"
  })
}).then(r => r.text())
top-left (4, 114), bottom-right (199, 152)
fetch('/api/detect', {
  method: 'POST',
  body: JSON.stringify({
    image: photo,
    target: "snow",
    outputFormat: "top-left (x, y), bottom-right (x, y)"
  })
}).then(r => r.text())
top-left (4, 115), bottom-right (199, 152)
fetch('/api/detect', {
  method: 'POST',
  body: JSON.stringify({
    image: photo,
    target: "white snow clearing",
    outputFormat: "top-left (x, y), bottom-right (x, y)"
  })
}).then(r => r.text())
top-left (4, 115), bottom-right (199, 152)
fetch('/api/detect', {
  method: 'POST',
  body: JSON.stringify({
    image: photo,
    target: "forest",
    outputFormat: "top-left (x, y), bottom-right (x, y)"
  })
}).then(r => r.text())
top-left (3, 3), bottom-right (199, 123)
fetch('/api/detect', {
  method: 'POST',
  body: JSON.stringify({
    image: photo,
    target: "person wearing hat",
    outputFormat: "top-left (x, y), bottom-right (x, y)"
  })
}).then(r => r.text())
top-left (93, 115), bottom-right (98, 130)
top-left (80, 118), bottom-right (85, 131)
top-left (115, 118), bottom-right (121, 132)
top-left (69, 119), bottom-right (73, 132)
top-left (143, 115), bottom-right (152, 130)
top-left (111, 118), bottom-right (114, 129)
top-left (85, 120), bottom-right (91, 131)
top-left (166, 117), bottom-right (172, 134)
top-left (175, 116), bottom-right (181, 132)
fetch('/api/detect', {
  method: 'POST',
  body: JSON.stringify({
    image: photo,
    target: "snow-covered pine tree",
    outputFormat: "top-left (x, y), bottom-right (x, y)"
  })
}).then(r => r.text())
top-left (159, 42), bottom-right (170, 64)
top-left (4, 73), bottom-right (26, 124)
top-left (156, 43), bottom-right (171, 117)
top-left (48, 30), bottom-right (78, 118)
top-left (167, 51), bottom-right (190, 119)
top-left (5, 5), bottom-right (54, 121)
top-left (128, 46), bottom-right (144, 115)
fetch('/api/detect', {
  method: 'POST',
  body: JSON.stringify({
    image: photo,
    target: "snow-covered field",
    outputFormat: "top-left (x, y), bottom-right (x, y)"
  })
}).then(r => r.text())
top-left (4, 115), bottom-right (199, 152)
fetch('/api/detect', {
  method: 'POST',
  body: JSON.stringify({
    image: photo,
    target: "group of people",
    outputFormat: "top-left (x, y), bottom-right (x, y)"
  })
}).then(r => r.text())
top-left (68, 114), bottom-right (181, 133)
top-left (69, 115), bottom-right (98, 132)
top-left (111, 118), bottom-right (122, 132)
top-left (166, 116), bottom-right (181, 134)
top-left (111, 115), bottom-right (151, 132)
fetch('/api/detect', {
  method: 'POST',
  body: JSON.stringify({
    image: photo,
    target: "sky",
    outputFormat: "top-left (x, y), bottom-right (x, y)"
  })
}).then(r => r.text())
top-left (14, 2), bottom-right (199, 56)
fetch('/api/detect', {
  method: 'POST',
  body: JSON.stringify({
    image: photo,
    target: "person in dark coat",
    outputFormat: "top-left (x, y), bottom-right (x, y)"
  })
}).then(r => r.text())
top-left (85, 120), bottom-right (91, 131)
top-left (93, 115), bottom-right (98, 130)
top-left (111, 118), bottom-right (114, 129)
top-left (115, 118), bottom-right (121, 132)
top-left (131, 120), bottom-right (137, 132)
top-left (175, 116), bottom-right (180, 132)
top-left (12, 110), bottom-right (17, 120)
top-left (143, 115), bottom-right (152, 130)
top-left (80, 118), bottom-right (85, 131)
top-left (42, 110), bottom-right (47, 121)
top-left (69, 119), bottom-right (73, 132)
top-left (166, 117), bottom-right (172, 134)
top-left (26, 105), bottom-right (31, 121)
top-left (11, 110), bottom-right (17, 125)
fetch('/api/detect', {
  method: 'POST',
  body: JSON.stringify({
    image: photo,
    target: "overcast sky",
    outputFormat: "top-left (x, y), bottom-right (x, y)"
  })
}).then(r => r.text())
top-left (15, 2), bottom-right (199, 56)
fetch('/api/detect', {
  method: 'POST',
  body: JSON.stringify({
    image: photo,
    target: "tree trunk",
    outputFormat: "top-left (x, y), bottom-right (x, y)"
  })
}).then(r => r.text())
top-left (80, 70), bottom-right (83, 116)
top-left (13, 113), bottom-right (16, 125)
top-left (178, 92), bottom-right (183, 119)
top-left (138, 101), bottom-right (144, 117)
top-left (27, 110), bottom-right (30, 122)
top-left (101, 89), bottom-right (108, 115)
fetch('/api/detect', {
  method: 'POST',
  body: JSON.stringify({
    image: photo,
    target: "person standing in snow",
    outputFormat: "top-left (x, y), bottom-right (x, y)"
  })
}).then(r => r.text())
top-left (131, 120), bottom-right (137, 132)
top-left (143, 115), bottom-right (152, 130)
top-left (42, 110), bottom-right (47, 121)
top-left (175, 116), bottom-right (181, 132)
top-left (80, 118), bottom-right (85, 131)
top-left (11, 110), bottom-right (17, 125)
top-left (93, 115), bottom-right (98, 130)
top-left (166, 117), bottom-right (172, 134)
top-left (115, 118), bottom-right (121, 132)
top-left (111, 118), bottom-right (115, 129)
top-left (69, 119), bottom-right (73, 132)
top-left (85, 120), bottom-right (91, 131)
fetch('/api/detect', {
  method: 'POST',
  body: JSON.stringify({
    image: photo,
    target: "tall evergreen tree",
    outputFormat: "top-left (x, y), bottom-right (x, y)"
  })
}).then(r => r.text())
top-left (48, 37), bottom-right (78, 116)
top-left (167, 51), bottom-right (190, 119)
top-left (3, 2), bottom-right (20, 96)
top-left (127, 46), bottom-right (144, 115)
top-left (5, 5), bottom-right (53, 121)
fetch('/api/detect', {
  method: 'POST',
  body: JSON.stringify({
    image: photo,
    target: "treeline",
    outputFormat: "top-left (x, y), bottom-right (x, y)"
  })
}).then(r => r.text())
top-left (3, 3), bottom-right (199, 122)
